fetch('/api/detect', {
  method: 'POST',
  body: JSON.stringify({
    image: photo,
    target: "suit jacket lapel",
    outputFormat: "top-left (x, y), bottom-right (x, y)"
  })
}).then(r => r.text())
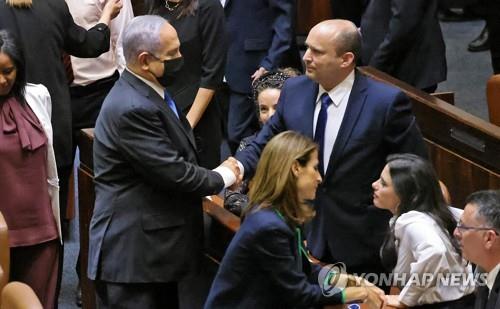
top-left (325, 71), bottom-right (368, 178)
top-left (121, 71), bottom-right (198, 152)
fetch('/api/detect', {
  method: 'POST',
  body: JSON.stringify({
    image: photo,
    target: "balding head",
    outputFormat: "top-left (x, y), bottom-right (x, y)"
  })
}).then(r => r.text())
top-left (310, 20), bottom-right (361, 61)
top-left (303, 19), bottom-right (361, 90)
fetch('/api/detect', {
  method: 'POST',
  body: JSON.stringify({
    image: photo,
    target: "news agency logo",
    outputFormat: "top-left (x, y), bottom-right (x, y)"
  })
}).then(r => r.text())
top-left (317, 262), bottom-right (347, 297)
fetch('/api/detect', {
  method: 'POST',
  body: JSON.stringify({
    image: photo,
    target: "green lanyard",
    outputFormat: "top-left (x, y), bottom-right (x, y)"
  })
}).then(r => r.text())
top-left (273, 209), bottom-right (312, 265)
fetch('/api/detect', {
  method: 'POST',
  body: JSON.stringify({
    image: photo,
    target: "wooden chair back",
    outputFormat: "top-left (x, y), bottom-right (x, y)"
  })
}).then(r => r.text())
top-left (487, 74), bottom-right (500, 126)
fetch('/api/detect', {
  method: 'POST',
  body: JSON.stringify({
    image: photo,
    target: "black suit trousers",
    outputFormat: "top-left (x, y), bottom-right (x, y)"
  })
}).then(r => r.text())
top-left (487, 0), bottom-right (500, 74)
top-left (95, 280), bottom-right (179, 309)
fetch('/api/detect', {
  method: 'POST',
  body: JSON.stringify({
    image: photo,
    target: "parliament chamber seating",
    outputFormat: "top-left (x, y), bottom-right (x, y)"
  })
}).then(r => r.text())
top-left (1, 282), bottom-right (42, 309)
top-left (76, 67), bottom-right (500, 309)
top-left (487, 74), bottom-right (500, 126)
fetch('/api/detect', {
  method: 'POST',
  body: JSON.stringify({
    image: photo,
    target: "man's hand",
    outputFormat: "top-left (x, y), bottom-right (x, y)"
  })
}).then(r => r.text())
top-left (220, 156), bottom-right (242, 184)
top-left (385, 295), bottom-right (407, 308)
top-left (343, 287), bottom-right (368, 304)
top-left (251, 67), bottom-right (268, 83)
top-left (100, 0), bottom-right (123, 24)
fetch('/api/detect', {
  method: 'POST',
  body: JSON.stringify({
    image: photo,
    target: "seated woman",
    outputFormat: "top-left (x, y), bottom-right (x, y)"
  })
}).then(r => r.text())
top-left (0, 30), bottom-right (60, 309)
top-left (224, 69), bottom-right (298, 215)
top-left (373, 153), bottom-right (476, 308)
top-left (206, 131), bottom-right (383, 308)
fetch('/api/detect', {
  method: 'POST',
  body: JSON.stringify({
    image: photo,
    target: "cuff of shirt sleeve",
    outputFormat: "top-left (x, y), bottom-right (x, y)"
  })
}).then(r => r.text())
top-left (213, 165), bottom-right (236, 188)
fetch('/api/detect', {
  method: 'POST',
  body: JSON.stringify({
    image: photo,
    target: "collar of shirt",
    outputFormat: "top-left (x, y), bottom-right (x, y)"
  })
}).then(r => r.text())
top-left (487, 263), bottom-right (500, 293)
top-left (126, 68), bottom-right (165, 100)
top-left (315, 70), bottom-right (355, 106)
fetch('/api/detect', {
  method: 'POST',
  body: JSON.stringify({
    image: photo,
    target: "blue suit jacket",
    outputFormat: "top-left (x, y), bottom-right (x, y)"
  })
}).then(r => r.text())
top-left (236, 71), bottom-right (428, 269)
top-left (224, 0), bottom-right (301, 94)
top-left (205, 208), bottom-right (342, 308)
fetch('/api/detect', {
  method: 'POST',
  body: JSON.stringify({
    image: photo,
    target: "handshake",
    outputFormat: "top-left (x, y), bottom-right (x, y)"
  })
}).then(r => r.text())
top-left (218, 156), bottom-right (243, 188)
top-left (325, 273), bottom-right (391, 309)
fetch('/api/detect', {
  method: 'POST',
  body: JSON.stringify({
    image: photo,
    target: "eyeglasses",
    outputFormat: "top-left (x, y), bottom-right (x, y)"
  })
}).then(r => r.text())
top-left (456, 222), bottom-right (499, 235)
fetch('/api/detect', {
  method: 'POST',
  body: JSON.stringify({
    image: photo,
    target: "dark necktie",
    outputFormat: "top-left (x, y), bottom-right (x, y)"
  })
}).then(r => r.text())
top-left (314, 93), bottom-right (332, 174)
top-left (164, 90), bottom-right (179, 119)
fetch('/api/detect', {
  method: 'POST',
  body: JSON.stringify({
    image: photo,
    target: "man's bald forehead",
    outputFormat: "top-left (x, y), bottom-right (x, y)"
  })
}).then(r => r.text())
top-left (311, 19), bottom-right (357, 37)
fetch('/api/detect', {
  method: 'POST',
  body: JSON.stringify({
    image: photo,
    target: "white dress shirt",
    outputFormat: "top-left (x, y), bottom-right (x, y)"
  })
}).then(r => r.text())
top-left (392, 210), bottom-right (475, 306)
top-left (126, 69), bottom-right (236, 188)
top-left (66, 0), bottom-right (134, 86)
top-left (313, 70), bottom-right (354, 174)
top-left (236, 71), bottom-right (355, 177)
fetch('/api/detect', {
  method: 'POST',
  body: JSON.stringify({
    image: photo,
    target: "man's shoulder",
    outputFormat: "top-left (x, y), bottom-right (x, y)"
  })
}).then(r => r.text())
top-left (284, 75), bottom-right (312, 87)
top-left (100, 77), bottom-right (153, 117)
top-left (357, 72), bottom-right (405, 101)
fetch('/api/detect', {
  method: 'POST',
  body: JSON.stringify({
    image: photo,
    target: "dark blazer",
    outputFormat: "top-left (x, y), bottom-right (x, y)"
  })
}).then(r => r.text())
top-left (475, 272), bottom-right (500, 309)
top-left (236, 71), bottom-right (428, 269)
top-left (204, 208), bottom-right (342, 308)
top-left (224, 0), bottom-right (301, 94)
top-left (88, 71), bottom-right (224, 282)
top-left (0, 0), bottom-right (110, 167)
top-left (360, 0), bottom-right (447, 90)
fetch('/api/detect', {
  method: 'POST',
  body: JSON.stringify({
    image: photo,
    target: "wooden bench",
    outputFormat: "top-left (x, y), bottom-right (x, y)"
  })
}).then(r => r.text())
top-left (359, 67), bottom-right (500, 208)
top-left (487, 74), bottom-right (500, 126)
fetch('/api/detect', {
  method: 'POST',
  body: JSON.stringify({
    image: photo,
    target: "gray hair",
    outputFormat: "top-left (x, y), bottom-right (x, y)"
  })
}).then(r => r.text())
top-left (122, 15), bottom-right (167, 64)
top-left (466, 190), bottom-right (500, 230)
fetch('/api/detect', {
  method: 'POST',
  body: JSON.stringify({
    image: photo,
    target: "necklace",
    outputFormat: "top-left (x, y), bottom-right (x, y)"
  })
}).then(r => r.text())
top-left (165, 0), bottom-right (181, 11)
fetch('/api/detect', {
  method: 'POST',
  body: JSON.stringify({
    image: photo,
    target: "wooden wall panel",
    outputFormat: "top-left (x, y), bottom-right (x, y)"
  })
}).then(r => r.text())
top-left (296, 0), bottom-right (332, 35)
top-left (426, 139), bottom-right (500, 208)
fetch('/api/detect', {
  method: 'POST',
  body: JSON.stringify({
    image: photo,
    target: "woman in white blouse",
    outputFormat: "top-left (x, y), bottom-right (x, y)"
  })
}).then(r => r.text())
top-left (372, 153), bottom-right (475, 308)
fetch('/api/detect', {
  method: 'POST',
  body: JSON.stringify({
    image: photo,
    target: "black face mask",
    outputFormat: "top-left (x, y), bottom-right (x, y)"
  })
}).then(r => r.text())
top-left (156, 56), bottom-right (184, 87)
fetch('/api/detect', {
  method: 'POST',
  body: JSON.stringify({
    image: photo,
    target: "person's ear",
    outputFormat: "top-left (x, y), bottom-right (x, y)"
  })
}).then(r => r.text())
top-left (138, 52), bottom-right (152, 71)
top-left (340, 52), bottom-right (355, 68)
top-left (291, 161), bottom-right (301, 177)
top-left (484, 230), bottom-right (498, 250)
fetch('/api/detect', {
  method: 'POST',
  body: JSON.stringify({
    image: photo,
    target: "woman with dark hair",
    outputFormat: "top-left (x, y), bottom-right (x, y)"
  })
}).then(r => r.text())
top-left (206, 131), bottom-right (384, 308)
top-left (146, 0), bottom-right (226, 169)
top-left (373, 153), bottom-right (475, 308)
top-left (0, 29), bottom-right (60, 309)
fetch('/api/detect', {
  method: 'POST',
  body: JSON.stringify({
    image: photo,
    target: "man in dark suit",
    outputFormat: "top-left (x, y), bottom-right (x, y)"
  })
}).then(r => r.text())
top-left (224, 0), bottom-right (301, 153)
top-left (360, 0), bottom-right (447, 92)
top-left (454, 190), bottom-right (500, 309)
top-left (88, 15), bottom-right (239, 308)
top-left (236, 19), bottom-right (428, 280)
top-left (487, 0), bottom-right (500, 73)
